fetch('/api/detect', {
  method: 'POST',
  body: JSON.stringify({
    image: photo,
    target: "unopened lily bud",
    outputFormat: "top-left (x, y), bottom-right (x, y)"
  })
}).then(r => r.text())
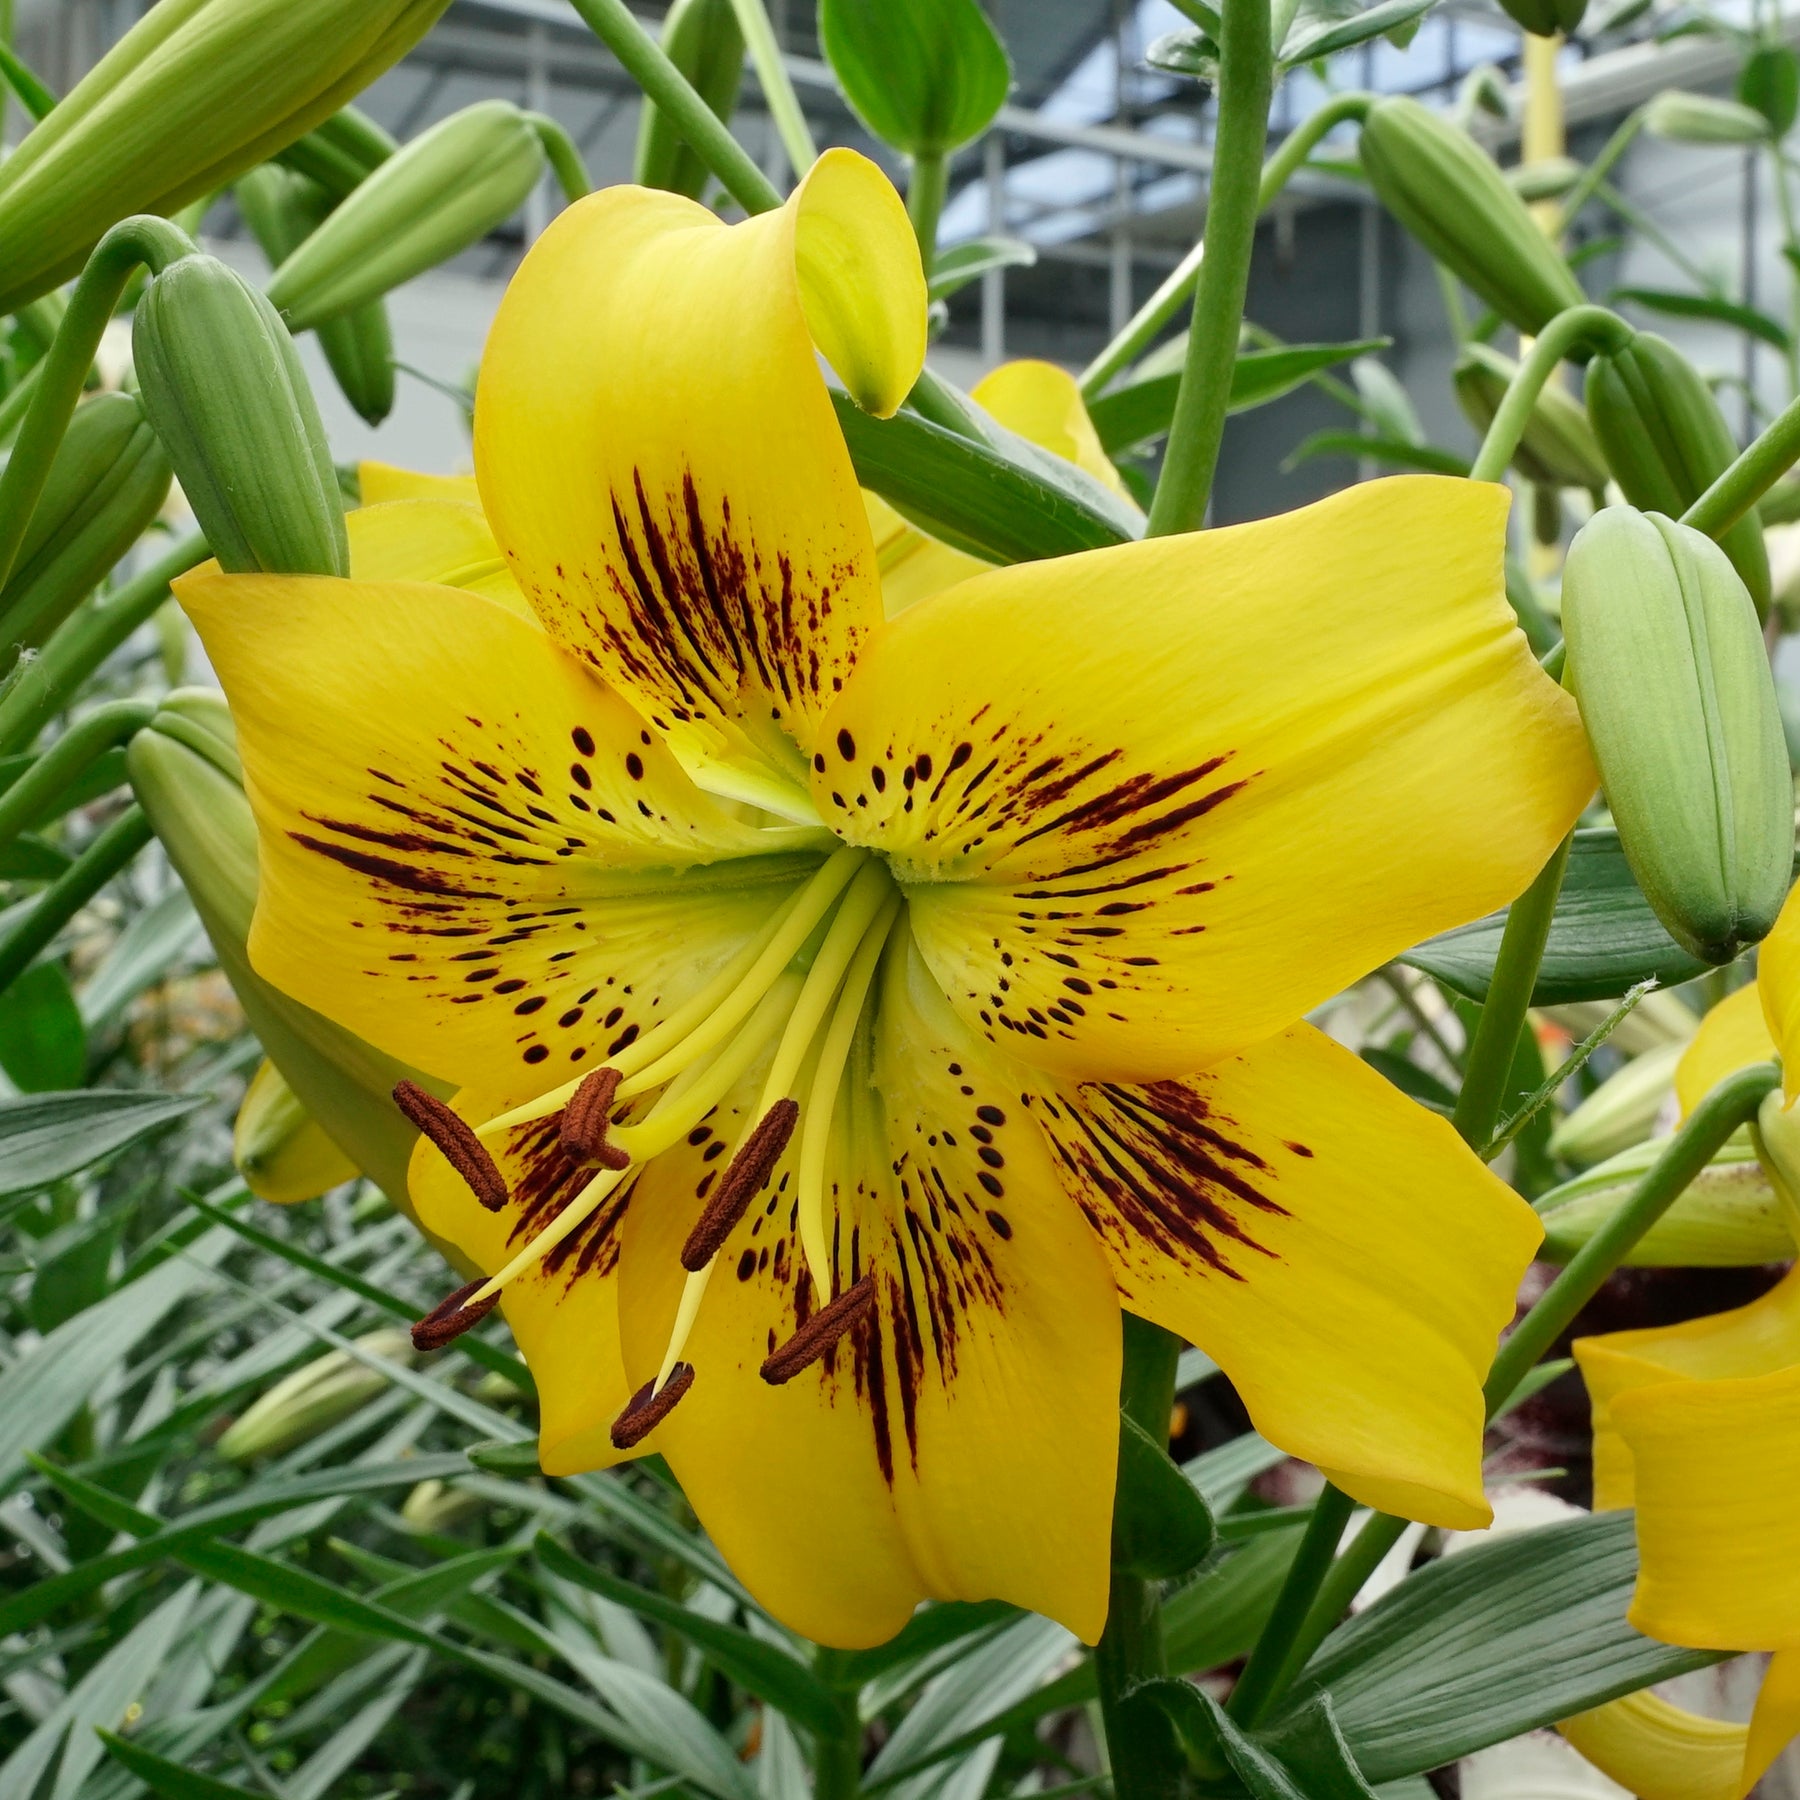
top-left (1496, 0), bottom-right (1586, 38)
top-left (234, 1057), bottom-right (358, 1204)
top-left (1359, 96), bottom-right (1585, 335)
top-left (127, 692), bottom-right (445, 1223)
top-left (1563, 508), bottom-right (1791, 965)
top-left (267, 102), bottom-right (546, 333)
top-left (1754, 1088), bottom-right (1800, 1238)
top-left (277, 104), bottom-right (398, 200)
top-left (1538, 1133), bottom-right (1790, 1265)
top-left (1547, 1039), bottom-right (1684, 1166)
top-left (133, 254), bottom-right (347, 576)
top-left (1643, 91), bottom-right (1771, 144)
top-left (0, 391), bottom-right (170, 664)
top-left (1585, 331), bottom-right (1772, 616)
top-left (218, 1329), bottom-right (416, 1462)
top-left (1453, 343), bottom-right (1609, 492)
top-left (0, 0), bottom-right (449, 313)
top-left (635, 0), bottom-right (746, 199)
top-left (401, 1477), bottom-right (484, 1533)
top-left (236, 165), bottom-right (395, 426)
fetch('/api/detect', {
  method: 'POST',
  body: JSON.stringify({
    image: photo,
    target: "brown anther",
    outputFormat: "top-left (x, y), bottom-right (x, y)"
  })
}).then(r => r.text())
top-left (412, 1277), bottom-right (500, 1352)
top-left (393, 1080), bottom-right (508, 1212)
top-left (559, 1066), bottom-right (630, 1169)
top-left (760, 1275), bottom-right (877, 1385)
top-left (609, 1362), bottom-right (695, 1449)
top-left (680, 1098), bottom-right (800, 1272)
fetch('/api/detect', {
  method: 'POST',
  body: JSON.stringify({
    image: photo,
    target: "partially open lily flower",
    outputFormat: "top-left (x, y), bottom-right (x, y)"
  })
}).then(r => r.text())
top-left (1560, 880), bottom-right (1800, 1796)
top-left (179, 147), bottom-right (1593, 1648)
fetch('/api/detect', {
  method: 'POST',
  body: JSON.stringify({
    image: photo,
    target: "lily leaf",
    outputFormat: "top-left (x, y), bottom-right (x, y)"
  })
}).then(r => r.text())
top-left (1401, 826), bottom-right (1719, 1004)
top-left (0, 960), bottom-right (84, 1091)
top-left (1113, 1413), bottom-right (1216, 1580)
top-left (1282, 430), bottom-right (1472, 476)
top-left (0, 1087), bottom-right (201, 1194)
top-left (1146, 25), bottom-right (1218, 80)
top-left (928, 235), bottom-right (1037, 302)
top-left (98, 1728), bottom-right (293, 1799)
top-left (1279, 1512), bottom-right (1724, 1782)
top-left (1612, 285), bottom-right (1792, 349)
top-left (834, 394), bottom-right (1138, 563)
top-left (1090, 338), bottom-right (1390, 454)
top-left (1280, 0), bottom-right (1438, 64)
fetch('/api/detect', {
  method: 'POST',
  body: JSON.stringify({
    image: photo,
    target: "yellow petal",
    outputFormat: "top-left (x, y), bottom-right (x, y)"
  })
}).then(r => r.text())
top-left (475, 148), bottom-right (924, 788)
top-left (1611, 1354), bottom-right (1800, 1650)
top-left (971, 359), bottom-right (1127, 497)
top-left (1760, 877), bottom-right (1800, 1103)
top-left (616, 928), bottom-right (1119, 1647)
top-left (1676, 982), bottom-right (1776, 1118)
top-left (410, 1086), bottom-right (636, 1474)
top-left (347, 498), bottom-right (532, 620)
top-left (1559, 1649), bottom-right (1800, 1800)
top-left (1576, 1263), bottom-right (1800, 1512)
top-left (358, 462), bottom-right (480, 507)
top-left (178, 568), bottom-right (826, 1092)
top-left (864, 490), bottom-right (992, 618)
top-left (1026, 1022), bottom-right (1540, 1529)
top-left (822, 475), bottom-right (1594, 1082)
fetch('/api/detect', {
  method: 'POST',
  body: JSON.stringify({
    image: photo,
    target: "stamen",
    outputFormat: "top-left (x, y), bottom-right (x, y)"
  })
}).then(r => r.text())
top-left (393, 1081), bottom-right (508, 1212)
top-left (761, 1275), bottom-right (876, 1384)
top-left (560, 1067), bottom-right (630, 1168)
top-left (412, 1277), bottom-right (501, 1352)
top-left (464, 1163), bottom-right (633, 1306)
top-left (680, 1098), bottom-right (799, 1271)
top-left (796, 900), bottom-right (904, 1289)
top-left (610, 1361), bottom-right (695, 1449)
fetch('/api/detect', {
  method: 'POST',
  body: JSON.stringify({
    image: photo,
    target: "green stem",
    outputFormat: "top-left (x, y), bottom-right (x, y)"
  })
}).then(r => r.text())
top-left (727, 0), bottom-right (816, 179)
top-left (0, 360), bottom-right (41, 451)
top-left (0, 804), bottom-right (151, 993)
top-left (1094, 1314), bottom-right (1183, 1798)
top-left (1261, 1060), bottom-right (1782, 1710)
top-left (1552, 108), bottom-right (1645, 238)
top-left (1484, 1060), bottom-right (1781, 1408)
top-left (1468, 305), bottom-right (1632, 484)
top-left (1143, 0), bottom-right (1274, 536)
top-left (0, 700), bottom-right (151, 854)
top-left (906, 151), bottom-right (948, 275)
top-left (1682, 387), bottom-right (1800, 539)
top-left (1226, 1484), bottom-right (1356, 1726)
top-left (1452, 832), bottom-right (1572, 1151)
top-left (0, 533), bottom-right (208, 756)
top-left (566, 0), bottom-right (782, 215)
top-left (811, 1651), bottom-right (862, 1800)
top-left (1079, 92), bottom-right (1370, 398)
top-left (525, 114), bottom-right (592, 203)
top-left (0, 217), bottom-right (193, 594)
top-left (1767, 143), bottom-right (1800, 395)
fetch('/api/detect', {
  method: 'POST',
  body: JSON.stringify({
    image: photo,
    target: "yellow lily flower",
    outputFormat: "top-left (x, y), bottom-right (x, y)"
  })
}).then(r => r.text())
top-left (176, 147), bottom-right (1590, 1648)
top-left (1561, 878), bottom-right (1800, 1796)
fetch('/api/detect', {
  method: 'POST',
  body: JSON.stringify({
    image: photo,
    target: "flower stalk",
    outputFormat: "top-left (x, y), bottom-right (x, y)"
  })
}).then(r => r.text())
top-left (1143, 0), bottom-right (1274, 536)
top-left (0, 803), bottom-right (152, 994)
top-left (1683, 386), bottom-right (1800, 540)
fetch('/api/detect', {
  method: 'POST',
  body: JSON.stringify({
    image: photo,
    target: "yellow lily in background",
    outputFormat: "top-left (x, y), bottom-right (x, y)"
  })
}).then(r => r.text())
top-left (1561, 878), bottom-right (1800, 1797)
top-left (178, 147), bottom-right (1591, 1648)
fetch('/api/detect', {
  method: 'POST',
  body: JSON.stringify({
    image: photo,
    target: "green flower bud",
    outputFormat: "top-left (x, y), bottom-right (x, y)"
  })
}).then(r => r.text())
top-left (1754, 1087), bottom-right (1800, 1238)
top-left (126, 692), bottom-right (450, 1230)
top-left (1585, 331), bottom-right (1772, 617)
top-left (237, 165), bottom-right (395, 426)
top-left (1495, 0), bottom-right (1586, 39)
top-left (133, 254), bottom-right (347, 577)
top-left (218, 1329), bottom-right (415, 1462)
top-left (400, 1477), bottom-right (484, 1533)
top-left (1643, 91), bottom-right (1771, 144)
top-left (0, 390), bottom-right (171, 667)
top-left (635, 0), bottom-right (746, 200)
top-left (266, 101), bottom-right (546, 333)
top-left (1359, 95), bottom-right (1585, 335)
top-left (0, 0), bottom-right (450, 314)
top-left (276, 104), bottom-right (398, 201)
top-left (1452, 342), bottom-right (1610, 492)
top-left (1537, 1132), bottom-right (1790, 1265)
top-left (1547, 1039), bottom-right (1684, 1166)
top-left (233, 1056), bottom-right (358, 1204)
top-left (1563, 508), bottom-right (1792, 964)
